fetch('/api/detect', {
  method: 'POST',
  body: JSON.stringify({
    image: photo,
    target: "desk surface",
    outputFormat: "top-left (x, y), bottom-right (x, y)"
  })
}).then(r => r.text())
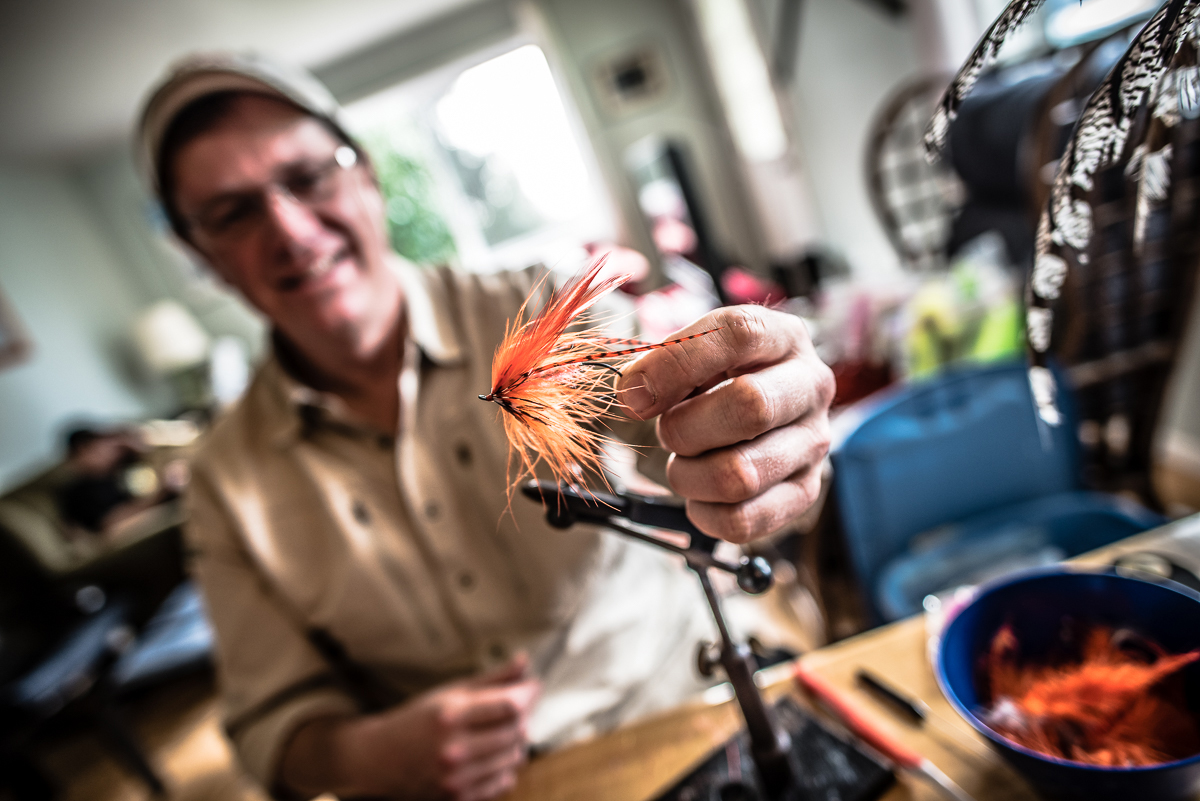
top-left (506, 515), bottom-right (1200, 801)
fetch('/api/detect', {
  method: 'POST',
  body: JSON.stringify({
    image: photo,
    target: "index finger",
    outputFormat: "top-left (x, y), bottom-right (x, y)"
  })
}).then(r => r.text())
top-left (616, 306), bottom-right (807, 421)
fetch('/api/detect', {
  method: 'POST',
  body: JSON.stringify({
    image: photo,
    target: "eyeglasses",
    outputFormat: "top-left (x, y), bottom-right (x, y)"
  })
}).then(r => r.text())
top-left (185, 145), bottom-right (359, 242)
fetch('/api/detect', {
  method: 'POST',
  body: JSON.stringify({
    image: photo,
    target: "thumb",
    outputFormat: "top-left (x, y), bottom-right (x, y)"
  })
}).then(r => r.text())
top-left (465, 651), bottom-right (530, 688)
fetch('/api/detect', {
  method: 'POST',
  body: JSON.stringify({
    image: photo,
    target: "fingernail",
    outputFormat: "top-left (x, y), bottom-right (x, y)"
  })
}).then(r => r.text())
top-left (619, 372), bottom-right (655, 418)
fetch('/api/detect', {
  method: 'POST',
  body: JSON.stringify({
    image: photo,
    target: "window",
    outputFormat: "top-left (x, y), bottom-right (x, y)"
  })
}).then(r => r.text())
top-left (342, 43), bottom-right (615, 273)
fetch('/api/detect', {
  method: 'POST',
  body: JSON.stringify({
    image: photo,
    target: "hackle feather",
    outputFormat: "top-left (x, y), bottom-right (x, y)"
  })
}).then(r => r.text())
top-left (480, 257), bottom-right (718, 493)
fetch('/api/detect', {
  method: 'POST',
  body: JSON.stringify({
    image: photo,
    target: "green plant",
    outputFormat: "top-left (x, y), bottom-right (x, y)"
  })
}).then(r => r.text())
top-left (368, 145), bottom-right (457, 266)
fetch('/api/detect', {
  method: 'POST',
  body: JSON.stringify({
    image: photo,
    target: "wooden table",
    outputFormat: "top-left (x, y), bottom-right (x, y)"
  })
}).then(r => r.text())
top-left (506, 515), bottom-right (1200, 801)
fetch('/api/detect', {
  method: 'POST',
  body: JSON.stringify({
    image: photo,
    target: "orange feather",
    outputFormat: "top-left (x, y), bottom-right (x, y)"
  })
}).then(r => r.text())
top-left (480, 257), bottom-right (719, 493)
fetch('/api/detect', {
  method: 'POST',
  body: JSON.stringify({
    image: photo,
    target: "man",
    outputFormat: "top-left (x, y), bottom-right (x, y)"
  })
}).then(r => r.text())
top-left (138, 53), bottom-right (833, 800)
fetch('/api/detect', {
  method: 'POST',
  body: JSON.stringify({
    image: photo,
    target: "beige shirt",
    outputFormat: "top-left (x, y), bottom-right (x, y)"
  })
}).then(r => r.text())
top-left (186, 260), bottom-right (714, 790)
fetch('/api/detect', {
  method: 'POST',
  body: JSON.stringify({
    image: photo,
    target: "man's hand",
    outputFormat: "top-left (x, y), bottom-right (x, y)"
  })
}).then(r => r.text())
top-left (617, 306), bottom-right (834, 544)
top-left (282, 655), bottom-right (541, 800)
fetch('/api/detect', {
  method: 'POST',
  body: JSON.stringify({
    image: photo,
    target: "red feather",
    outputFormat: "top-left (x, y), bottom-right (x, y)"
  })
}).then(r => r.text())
top-left (480, 257), bottom-right (719, 492)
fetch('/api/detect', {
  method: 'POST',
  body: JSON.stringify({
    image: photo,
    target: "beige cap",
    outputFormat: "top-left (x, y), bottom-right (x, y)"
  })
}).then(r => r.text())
top-left (136, 51), bottom-right (353, 198)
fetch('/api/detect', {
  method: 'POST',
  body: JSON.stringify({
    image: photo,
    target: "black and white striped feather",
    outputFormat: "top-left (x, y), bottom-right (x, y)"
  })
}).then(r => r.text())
top-left (923, 0), bottom-right (1200, 427)
top-left (924, 0), bottom-right (1048, 159)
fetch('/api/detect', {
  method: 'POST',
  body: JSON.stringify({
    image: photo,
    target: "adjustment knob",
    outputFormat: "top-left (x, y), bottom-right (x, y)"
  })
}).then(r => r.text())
top-left (736, 556), bottom-right (773, 594)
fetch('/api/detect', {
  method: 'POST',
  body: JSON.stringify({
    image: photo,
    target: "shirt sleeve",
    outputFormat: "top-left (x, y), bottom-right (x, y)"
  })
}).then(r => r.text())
top-left (186, 467), bottom-right (358, 793)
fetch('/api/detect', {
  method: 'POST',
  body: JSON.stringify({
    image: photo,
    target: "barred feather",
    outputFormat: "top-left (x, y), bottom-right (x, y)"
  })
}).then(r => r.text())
top-left (925, 0), bottom-right (1048, 160)
top-left (1042, 0), bottom-right (1194, 259)
top-left (927, 0), bottom-right (1198, 263)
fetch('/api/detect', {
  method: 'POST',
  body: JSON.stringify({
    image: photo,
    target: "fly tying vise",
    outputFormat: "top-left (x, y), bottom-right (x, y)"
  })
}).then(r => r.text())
top-left (478, 257), bottom-right (719, 492)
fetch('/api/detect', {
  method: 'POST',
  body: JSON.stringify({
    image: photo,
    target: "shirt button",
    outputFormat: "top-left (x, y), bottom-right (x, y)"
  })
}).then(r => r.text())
top-left (455, 442), bottom-right (473, 466)
top-left (489, 642), bottom-right (507, 660)
top-left (352, 500), bottom-right (371, 525)
top-left (457, 571), bottom-right (475, 590)
top-left (424, 501), bottom-right (440, 520)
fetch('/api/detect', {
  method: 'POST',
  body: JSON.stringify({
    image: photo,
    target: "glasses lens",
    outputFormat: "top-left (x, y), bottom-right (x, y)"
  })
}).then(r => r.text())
top-left (198, 196), bottom-right (263, 238)
top-left (191, 153), bottom-right (349, 241)
top-left (286, 160), bottom-right (341, 204)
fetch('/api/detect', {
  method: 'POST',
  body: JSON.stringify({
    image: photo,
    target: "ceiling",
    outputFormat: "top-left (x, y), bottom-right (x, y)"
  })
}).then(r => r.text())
top-left (0, 0), bottom-right (479, 163)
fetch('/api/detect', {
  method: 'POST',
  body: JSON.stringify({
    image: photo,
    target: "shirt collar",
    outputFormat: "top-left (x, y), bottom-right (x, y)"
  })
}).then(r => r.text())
top-left (260, 355), bottom-right (339, 448)
top-left (257, 357), bottom-right (301, 448)
top-left (262, 255), bottom-right (465, 448)
top-left (393, 256), bottom-right (464, 367)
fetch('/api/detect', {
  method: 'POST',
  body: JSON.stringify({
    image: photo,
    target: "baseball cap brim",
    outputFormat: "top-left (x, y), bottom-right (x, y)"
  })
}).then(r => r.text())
top-left (136, 52), bottom-right (351, 197)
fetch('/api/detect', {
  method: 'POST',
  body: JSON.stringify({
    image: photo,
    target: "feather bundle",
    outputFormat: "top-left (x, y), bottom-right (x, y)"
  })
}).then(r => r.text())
top-left (480, 258), bottom-right (718, 492)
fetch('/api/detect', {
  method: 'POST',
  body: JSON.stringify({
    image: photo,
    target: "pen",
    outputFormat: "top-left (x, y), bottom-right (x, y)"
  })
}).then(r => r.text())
top-left (856, 668), bottom-right (995, 765)
top-left (856, 669), bottom-right (927, 722)
top-left (795, 664), bottom-right (977, 801)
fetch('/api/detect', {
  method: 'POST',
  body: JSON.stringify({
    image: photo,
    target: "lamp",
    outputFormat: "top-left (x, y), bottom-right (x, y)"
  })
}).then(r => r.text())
top-left (132, 300), bottom-right (211, 409)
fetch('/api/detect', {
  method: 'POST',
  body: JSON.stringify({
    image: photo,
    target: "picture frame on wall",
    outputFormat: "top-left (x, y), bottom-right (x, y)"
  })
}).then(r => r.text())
top-left (0, 286), bottom-right (31, 370)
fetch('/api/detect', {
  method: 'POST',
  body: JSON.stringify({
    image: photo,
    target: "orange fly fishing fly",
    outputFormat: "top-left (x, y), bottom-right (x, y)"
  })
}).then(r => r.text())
top-left (479, 257), bottom-right (719, 492)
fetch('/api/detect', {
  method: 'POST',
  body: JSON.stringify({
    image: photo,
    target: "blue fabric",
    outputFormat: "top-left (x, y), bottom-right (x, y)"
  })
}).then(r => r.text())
top-left (5, 602), bottom-right (131, 715)
top-left (875, 491), bottom-right (1165, 619)
top-left (112, 581), bottom-right (213, 691)
top-left (830, 360), bottom-right (1162, 623)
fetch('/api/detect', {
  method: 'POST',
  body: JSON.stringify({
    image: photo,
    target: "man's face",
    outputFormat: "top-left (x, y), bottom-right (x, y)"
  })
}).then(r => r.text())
top-left (170, 95), bottom-right (397, 351)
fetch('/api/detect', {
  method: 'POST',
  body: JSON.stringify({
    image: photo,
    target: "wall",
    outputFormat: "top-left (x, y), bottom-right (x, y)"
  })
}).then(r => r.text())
top-left (534, 0), bottom-right (768, 271)
top-left (908, 0), bottom-right (986, 74)
top-left (0, 161), bottom-right (163, 490)
top-left (536, 0), bottom-right (933, 279)
top-left (0, 148), bottom-right (265, 493)
top-left (73, 148), bottom-right (266, 356)
top-left (772, 0), bottom-right (922, 277)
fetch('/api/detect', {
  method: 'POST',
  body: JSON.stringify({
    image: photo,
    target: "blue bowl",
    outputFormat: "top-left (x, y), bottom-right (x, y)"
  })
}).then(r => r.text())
top-left (936, 566), bottom-right (1200, 801)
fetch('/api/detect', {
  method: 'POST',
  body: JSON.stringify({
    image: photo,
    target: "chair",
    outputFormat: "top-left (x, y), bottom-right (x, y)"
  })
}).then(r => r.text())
top-left (0, 514), bottom-right (213, 799)
top-left (0, 462), bottom-right (187, 625)
top-left (829, 360), bottom-right (1164, 624)
top-left (1, 597), bottom-right (165, 798)
top-left (110, 580), bottom-right (213, 695)
top-left (865, 73), bottom-right (965, 273)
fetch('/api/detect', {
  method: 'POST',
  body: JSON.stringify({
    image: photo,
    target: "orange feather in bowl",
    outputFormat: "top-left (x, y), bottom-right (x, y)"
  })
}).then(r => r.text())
top-left (982, 623), bottom-right (1200, 766)
top-left (479, 257), bottom-right (719, 493)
